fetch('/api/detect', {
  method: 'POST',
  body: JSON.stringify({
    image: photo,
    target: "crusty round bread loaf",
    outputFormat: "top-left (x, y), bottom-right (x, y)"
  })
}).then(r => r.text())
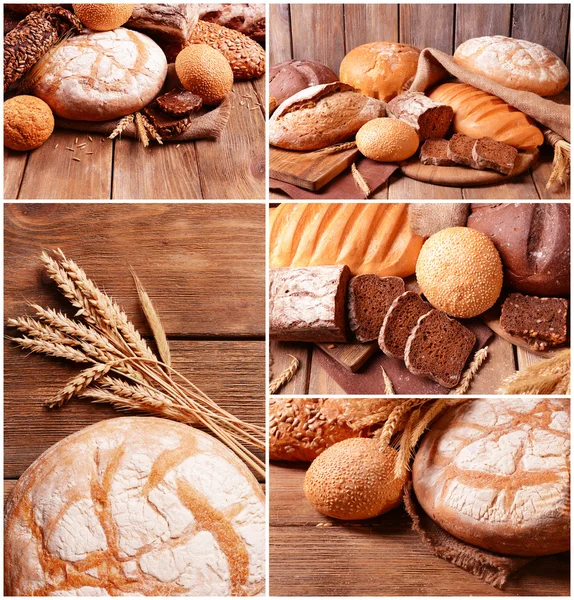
top-left (467, 203), bottom-right (570, 297)
top-left (413, 399), bottom-right (570, 556)
top-left (356, 117), bottom-right (419, 162)
top-left (31, 29), bottom-right (167, 121)
top-left (270, 398), bottom-right (397, 461)
top-left (454, 35), bottom-right (569, 97)
top-left (269, 203), bottom-right (424, 277)
top-left (339, 42), bottom-right (421, 102)
top-left (429, 83), bottom-right (544, 150)
top-left (270, 60), bottom-right (338, 108)
top-left (5, 417), bottom-right (265, 596)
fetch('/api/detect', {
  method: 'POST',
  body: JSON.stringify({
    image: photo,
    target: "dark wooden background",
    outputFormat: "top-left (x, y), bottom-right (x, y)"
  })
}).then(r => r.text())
top-left (4, 203), bottom-right (266, 503)
top-left (269, 4), bottom-right (570, 200)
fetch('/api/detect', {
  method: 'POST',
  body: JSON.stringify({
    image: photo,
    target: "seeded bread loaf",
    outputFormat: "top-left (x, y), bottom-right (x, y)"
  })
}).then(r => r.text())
top-left (269, 82), bottom-right (386, 151)
top-left (269, 203), bottom-right (423, 277)
top-left (348, 275), bottom-right (405, 343)
top-left (467, 203), bottom-right (570, 297)
top-left (472, 137), bottom-right (518, 175)
top-left (269, 265), bottom-right (350, 342)
top-left (379, 291), bottom-right (431, 359)
top-left (419, 138), bottom-right (456, 166)
top-left (413, 399), bottom-right (570, 556)
top-left (501, 293), bottom-right (568, 345)
top-left (405, 309), bottom-right (476, 388)
top-left (386, 91), bottom-right (453, 140)
top-left (270, 398), bottom-right (397, 462)
top-left (429, 83), bottom-right (543, 150)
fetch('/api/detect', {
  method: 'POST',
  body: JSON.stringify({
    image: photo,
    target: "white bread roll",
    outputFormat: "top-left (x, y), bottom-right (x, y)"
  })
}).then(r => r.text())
top-left (5, 417), bottom-right (265, 596)
top-left (454, 36), bottom-right (569, 97)
top-left (31, 29), bottom-right (167, 121)
top-left (339, 42), bottom-right (421, 102)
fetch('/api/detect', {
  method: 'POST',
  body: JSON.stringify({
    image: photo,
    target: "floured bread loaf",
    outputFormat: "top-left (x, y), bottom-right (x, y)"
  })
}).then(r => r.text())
top-left (413, 399), bottom-right (570, 556)
top-left (4, 417), bottom-right (265, 596)
top-left (31, 28), bottom-right (167, 121)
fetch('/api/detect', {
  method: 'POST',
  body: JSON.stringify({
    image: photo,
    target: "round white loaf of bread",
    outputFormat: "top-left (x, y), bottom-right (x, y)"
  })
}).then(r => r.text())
top-left (413, 399), bottom-right (570, 556)
top-left (454, 36), bottom-right (569, 96)
top-left (5, 417), bottom-right (265, 596)
top-left (31, 29), bottom-right (168, 121)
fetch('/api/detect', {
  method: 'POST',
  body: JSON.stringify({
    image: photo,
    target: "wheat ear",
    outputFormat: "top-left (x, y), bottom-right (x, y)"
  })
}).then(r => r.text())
top-left (450, 346), bottom-right (489, 395)
top-left (269, 355), bottom-right (299, 394)
top-left (109, 114), bottom-right (134, 139)
top-left (379, 399), bottom-right (431, 446)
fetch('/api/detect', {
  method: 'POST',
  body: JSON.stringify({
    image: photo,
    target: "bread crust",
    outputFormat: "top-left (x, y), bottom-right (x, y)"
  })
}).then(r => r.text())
top-left (269, 59), bottom-right (338, 107)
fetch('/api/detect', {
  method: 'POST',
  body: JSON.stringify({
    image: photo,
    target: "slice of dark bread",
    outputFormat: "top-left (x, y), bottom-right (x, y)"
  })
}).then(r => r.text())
top-left (420, 138), bottom-right (456, 166)
top-left (500, 293), bottom-right (568, 344)
top-left (379, 291), bottom-right (431, 358)
top-left (472, 137), bottom-right (518, 175)
top-left (348, 274), bottom-right (405, 342)
top-left (447, 133), bottom-right (478, 168)
top-left (404, 309), bottom-right (476, 388)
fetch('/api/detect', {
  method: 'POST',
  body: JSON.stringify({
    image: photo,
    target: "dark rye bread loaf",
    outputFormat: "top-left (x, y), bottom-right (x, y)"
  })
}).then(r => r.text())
top-left (447, 132), bottom-right (477, 167)
top-left (419, 138), bottom-right (456, 166)
top-left (269, 265), bottom-right (351, 342)
top-left (347, 275), bottom-right (405, 342)
top-left (405, 309), bottom-right (476, 388)
top-left (472, 137), bottom-right (518, 175)
top-left (379, 291), bottom-right (431, 358)
top-left (501, 293), bottom-right (568, 345)
top-left (386, 91), bottom-right (453, 140)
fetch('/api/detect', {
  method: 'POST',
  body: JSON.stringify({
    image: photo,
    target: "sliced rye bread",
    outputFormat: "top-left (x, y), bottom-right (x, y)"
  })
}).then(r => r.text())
top-left (379, 291), bottom-right (431, 358)
top-left (500, 293), bottom-right (568, 345)
top-left (420, 138), bottom-right (456, 166)
top-left (404, 309), bottom-right (476, 388)
top-left (348, 274), bottom-right (405, 343)
top-left (447, 133), bottom-right (478, 168)
top-left (472, 137), bottom-right (518, 175)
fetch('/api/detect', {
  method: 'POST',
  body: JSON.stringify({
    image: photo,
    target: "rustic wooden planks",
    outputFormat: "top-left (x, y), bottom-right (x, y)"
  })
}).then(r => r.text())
top-left (400, 4), bottom-right (455, 53)
top-left (3, 150), bottom-right (28, 200)
top-left (4, 203), bottom-right (265, 338)
top-left (269, 3), bottom-right (293, 65)
top-left (512, 4), bottom-right (570, 60)
top-left (454, 4), bottom-right (512, 46)
top-left (343, 4), bottom-right (399, 50)
top-left (269, 464), bottom-right (570, 596)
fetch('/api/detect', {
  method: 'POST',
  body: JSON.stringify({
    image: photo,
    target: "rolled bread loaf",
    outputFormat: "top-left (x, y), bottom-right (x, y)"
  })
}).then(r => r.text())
top-left (454, 35), bottom-right (569, 97)
top-left (270, 398), bottom-right (397, 461)
top-left (268, 82), bottom-right (386, 151)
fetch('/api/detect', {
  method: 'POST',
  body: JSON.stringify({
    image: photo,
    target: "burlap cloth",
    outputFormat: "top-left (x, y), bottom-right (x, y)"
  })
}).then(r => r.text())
top-left (410, 48), bottom-right (570, 142)
top-left (404, 482), bottom-right (533, 589)
top-left (54, 64), bottom-right (232, 142)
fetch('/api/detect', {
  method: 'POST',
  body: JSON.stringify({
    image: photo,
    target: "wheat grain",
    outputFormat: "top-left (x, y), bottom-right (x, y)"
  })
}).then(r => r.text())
top-left (49, 362), bottom-right (114, 408)
top-left (379, 399), bottom-right (431, 446)
top-left (450, 346), bottom-right (489, 395)
top-left (351, 163), bottom-right (371, 198)
top-left (381, 366), bottom-right (394, 395)
top-left (109, 114), bottom-right (134, 139)
top-left (269, 355), bottom-right (299, 394)
top-left (135, 112), bottom-right (149, 147)
top-left (10, 336), bottom-right (90, 363)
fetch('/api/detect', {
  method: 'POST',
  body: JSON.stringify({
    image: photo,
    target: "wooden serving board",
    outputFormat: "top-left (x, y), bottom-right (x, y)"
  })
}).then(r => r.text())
top-left (481, 304), bottom-right (566, 357)
top-left (269, 146), bottom-right (360, 191)
top-left (316, 340), bottom-right (378, 372)
top-left (400, 148), bottom-right (539, 187)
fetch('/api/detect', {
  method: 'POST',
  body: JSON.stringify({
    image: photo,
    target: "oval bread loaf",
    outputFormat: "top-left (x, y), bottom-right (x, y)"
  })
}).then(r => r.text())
top-left (429, 82), bottom-right (544, 150)
top-left (413, 398), bottom-right (570, 556)
top-left (356, 117), bottom-right (419, 162)
top-left (270, 59), bottom-right (339, 107)
top-left (268, 82), bottom-right (386, 151)
top-left (454, 35), bottom-right (569, 97)
top-left (269, 203), bottom-right (423, 277)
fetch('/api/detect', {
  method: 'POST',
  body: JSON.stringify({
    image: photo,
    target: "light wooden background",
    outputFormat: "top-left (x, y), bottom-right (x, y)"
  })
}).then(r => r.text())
top-left (4, 203), bottom-right (266, 503)
top-left (270, 3), bottom-right (570, 200)
top-left (4, 79), bottom-right (265, 200)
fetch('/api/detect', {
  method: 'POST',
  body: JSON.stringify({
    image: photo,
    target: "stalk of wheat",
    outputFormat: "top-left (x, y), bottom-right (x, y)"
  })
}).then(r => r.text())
top-left (7, 250), bottom-right (265, 478)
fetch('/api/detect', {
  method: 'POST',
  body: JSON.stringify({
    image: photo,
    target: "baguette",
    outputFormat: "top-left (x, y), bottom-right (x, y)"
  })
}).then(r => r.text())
top-left (269, 398), bottom-right (398, 461)
top-left (429, 83), bottom-right (543, 150)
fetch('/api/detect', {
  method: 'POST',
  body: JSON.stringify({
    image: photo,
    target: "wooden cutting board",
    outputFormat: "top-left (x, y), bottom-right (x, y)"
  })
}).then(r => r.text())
top-left (400, 148), bottom-right (539, 187)
top-left (269, 146), bottom-right (360, 191)
top-left (316, 340), bottom-right (378, 372)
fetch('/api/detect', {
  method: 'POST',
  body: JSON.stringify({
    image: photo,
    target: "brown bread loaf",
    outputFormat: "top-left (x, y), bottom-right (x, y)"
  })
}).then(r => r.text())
top-left (500, 293), bottom-right (568, 344)
top-left (467, 203), bottom-right (570, 297)
top-left (379, 291), bottom-right (431, 359)
top-left (347, 275), bottom-right (405, 343)
top-left (268, 82), bottom-right (386, 151)
top-left (472, 137), bottom-right (517, 175)
top-left (197, 3), bottom-right (265, 41)
top-left (419, 138), bottom-right (456, 166)
top-left (386, 91), bottom-right (453, 140)
top-left (404, 309), bottom-right (476, 388)
top-left (127, 4), bottom-right (199, 43)
top-left (270, 398), bottom-right (397, 462)
top-left (269, 59), bottom-right (339, 108)
top-left (269, 265), bottom-right (350, 342)
top-left (447, 133), bottom-right (477, 167)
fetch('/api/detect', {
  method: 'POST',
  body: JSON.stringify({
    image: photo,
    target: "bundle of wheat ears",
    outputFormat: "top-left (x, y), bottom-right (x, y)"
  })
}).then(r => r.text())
top-left (7, 250), bottom-right (265, 477)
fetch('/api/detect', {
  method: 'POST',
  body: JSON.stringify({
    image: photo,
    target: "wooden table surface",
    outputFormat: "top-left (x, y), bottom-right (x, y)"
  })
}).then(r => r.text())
top-left (4, 79), bottom-right (265, 200)
top-left (4, 203), bottom-right (266, 501)
top-left (270, 463), bottom-right (570, 596)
